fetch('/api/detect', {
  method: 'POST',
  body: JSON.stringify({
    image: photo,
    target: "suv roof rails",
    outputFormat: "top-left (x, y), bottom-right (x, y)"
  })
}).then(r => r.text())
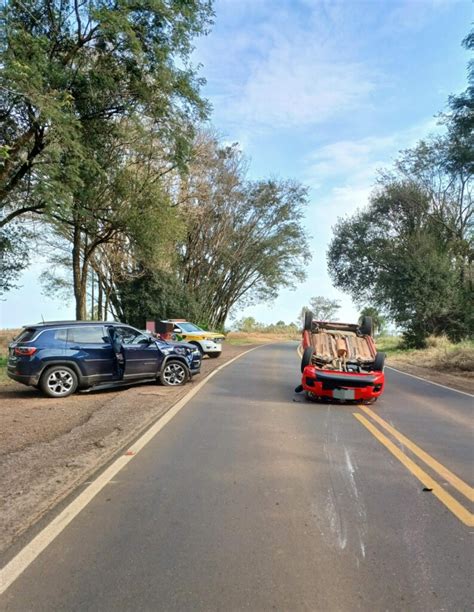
top-left (29, 320), bottom-right (120, 327)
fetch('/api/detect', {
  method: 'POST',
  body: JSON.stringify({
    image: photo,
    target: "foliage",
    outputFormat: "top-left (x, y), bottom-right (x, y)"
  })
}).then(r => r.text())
top-left (176, 133), bottom-right (310, 327)
top-left (0, 223), bottom-right (29, 295)
top-left (328, 180), bottom-right (472, 347)
top-left (114, 270), bottom-right (201, 329)
top-left (0, 0), bottom-right (213, 221)
top-left (328, 30), bottom-right (473, 348)
top-left (300, 296), bottom-right (341, 322)
top-left (233, 316), bottom-right (298, 335)
top-left (0, 0), bottom-right (213, 311)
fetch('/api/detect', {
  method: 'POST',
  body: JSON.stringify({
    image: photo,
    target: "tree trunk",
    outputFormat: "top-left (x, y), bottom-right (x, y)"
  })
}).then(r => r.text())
top-left (72, 225), bottom-right (84, 319)
top-left (97, 281), bottom-right (103, 320)
top-left (72, 223), bottom-right (88, 320)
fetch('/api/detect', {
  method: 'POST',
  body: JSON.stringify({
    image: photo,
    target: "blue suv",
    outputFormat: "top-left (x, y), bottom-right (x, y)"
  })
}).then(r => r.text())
top-left (7, 321), bottom-right (201, 398)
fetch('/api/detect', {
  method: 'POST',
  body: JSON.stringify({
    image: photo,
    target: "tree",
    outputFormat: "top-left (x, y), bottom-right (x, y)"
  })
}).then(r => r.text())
top-left (328, 180), bottom-right (471, 346)
top-left (0, 223), bottom-right (29, 295)
top-left (176, 134), bottom-right (310, 327)
top-left (0, 0), bottom-right (212, 222)
top-left (235, 317), bottom-right (260, 333)
top-left (301, 296), bottom-right (341, 321)
top-left (0, 0), bottom-right (213, 305)
top-left (328, 29), bottom-right (473, 347)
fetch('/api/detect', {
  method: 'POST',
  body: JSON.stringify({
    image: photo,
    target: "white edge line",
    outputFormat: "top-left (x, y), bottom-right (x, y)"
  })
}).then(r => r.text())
top-left (386, 366), bottom-right (474, 398)
top-left (0, 345), bottom-right (261, 596)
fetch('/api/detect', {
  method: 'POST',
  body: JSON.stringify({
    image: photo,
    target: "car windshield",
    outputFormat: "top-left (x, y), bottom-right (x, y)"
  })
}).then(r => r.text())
top-left (179, 323), bottom-right (203, 332)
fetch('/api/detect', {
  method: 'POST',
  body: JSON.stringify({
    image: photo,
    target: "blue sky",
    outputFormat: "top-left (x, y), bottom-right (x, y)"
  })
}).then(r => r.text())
top-left (1, 0), bottom-right (471, 329)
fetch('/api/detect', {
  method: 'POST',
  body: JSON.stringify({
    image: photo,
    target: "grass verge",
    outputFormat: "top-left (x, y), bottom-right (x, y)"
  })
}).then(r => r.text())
top-left (0, 357), bottom-right (8, 385)
top-left (226, 331), bottom-right (299, 346)
top-left (377, 335), bottom-right (474, 374)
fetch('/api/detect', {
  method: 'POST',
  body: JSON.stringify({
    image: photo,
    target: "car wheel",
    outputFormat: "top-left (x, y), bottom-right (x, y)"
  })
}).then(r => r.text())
top-left (160, 361), bottom-right (188, 386)
top-left (359, 316), bottom-right (373, 336)
top-left (304, 310), bottom-right (314, 331)
top-left (207, 352), bottom-right (220, 358)
top-left (373, 351), bottom-right (385, 371)
top-left (301, 346), bottom-right (314, 373)
top-left (40, 366), bottom-right (78, 398)
top-left (305, 391), bottom-right (319, 402)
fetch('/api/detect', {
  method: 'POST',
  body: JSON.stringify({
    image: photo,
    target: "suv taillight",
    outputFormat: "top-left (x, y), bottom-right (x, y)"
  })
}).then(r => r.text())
top-left (14, 347), bottom-right (37, 356)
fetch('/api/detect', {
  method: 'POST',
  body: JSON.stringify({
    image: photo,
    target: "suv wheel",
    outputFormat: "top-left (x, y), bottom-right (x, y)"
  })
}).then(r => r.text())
top-left (160, 360), bottom-right (188, 386)
top-left (40, 366), bottom-right (78, 398)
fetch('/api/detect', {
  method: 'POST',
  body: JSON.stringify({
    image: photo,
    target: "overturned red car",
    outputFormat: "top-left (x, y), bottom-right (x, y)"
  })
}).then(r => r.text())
top-left (299, 312), bottom-right (385, 403)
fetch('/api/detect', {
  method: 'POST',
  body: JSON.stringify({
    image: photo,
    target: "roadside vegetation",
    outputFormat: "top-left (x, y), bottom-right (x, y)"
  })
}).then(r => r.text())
top-left (0, 329), bottom-right (18, 385)
top-left (377, 335), bottom-right (474, 376)
top-left (227, 318), bottom-right (300, 345)
top-left (0, 1), bottom-right (309, 331)
top-left (328, 30), bottom-right (473, 349)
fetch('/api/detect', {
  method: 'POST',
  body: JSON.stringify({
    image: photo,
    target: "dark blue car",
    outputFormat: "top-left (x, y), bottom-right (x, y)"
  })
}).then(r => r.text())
top-left (7, 321), bottom-right (201, 398)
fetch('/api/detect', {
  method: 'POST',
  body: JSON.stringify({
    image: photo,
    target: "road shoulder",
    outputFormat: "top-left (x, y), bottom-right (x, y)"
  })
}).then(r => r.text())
top-left (0, 344), bottom-right (256, 556)
top-left (386, 360), bottom-right (474, 395)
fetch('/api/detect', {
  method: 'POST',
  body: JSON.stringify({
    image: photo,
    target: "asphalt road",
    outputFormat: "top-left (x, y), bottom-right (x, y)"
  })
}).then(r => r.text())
top-left (1, 343), bottom-right (473, 611)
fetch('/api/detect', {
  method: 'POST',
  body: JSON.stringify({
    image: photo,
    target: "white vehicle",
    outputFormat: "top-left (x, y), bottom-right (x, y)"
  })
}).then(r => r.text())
top-left (170, 320), bottom-right (225, 358)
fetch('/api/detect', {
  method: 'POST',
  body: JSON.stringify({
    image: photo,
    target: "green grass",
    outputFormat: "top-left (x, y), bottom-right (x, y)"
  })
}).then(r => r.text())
top-left (0, 356), bottom-right (8, 385)
top-left (375, 335), bottom-right (405, 357)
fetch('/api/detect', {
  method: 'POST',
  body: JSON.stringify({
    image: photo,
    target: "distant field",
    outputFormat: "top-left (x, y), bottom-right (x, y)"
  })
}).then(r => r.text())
top-left (226, 330), bottom-right (300, 345)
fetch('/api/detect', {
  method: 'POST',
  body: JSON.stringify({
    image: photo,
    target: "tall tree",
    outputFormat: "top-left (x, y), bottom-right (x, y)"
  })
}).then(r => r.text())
top-left (0, 0), bottom-right (213, 300)
top-left (177, 135), bottom-right (309, 326)
top-left (328, 29), bottom-right (473, 347)
top-left (303, 296), bottom-right (341, 321)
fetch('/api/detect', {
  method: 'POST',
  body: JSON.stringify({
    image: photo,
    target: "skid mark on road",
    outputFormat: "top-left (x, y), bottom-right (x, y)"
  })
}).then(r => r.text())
top-left (311, 406), bottom-right (367, 563)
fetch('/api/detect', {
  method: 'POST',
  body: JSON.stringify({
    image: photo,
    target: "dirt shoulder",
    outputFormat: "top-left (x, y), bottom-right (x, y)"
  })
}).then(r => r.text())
top-left (386, 359), bottom-right (474, 394)
top-left (0, 344), bottom-right (256, 556)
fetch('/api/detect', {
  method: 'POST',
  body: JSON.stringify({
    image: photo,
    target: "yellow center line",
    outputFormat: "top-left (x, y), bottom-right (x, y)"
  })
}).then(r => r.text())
top-left (358, 404), bottom-right (474, 503)
top-left (297, 345), bottom-right (303, 358)
top-left (353, 413), bottom-right (474, 526)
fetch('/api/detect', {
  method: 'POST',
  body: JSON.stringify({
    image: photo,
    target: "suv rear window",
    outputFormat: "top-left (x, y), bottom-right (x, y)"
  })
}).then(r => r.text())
top-left (14, 328), bottom-right (37, 342)
top-left (56, 326), bottom-right (106, 344)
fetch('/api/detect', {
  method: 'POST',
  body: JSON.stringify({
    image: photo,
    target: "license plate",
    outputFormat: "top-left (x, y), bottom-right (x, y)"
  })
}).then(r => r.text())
top-left (333, 388), bottom-right (355, 400)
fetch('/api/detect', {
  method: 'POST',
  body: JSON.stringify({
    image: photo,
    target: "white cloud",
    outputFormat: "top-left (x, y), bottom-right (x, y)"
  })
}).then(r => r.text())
top-left (196, 2), bottom-right (378, 130)
top-left (382, 0), bottom-right (456, 33)
top-left (234, 38), bottom-right (375, 128)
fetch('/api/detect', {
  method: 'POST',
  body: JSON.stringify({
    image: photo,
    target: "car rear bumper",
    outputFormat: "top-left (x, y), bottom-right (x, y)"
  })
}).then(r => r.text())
top-left (302, 366), bottom-right (385, 401)
top-left (7, 370), bottom-right (39, 386)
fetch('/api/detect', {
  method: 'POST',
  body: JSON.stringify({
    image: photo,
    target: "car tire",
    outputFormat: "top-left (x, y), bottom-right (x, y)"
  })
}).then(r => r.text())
top-left (40, 366), bottom-right (78, 398)
top-left (373, 351), bottom-right (385, 372)
top-left (159, 360), bottom-right (188, 386)
top-left (359, 316), bottom-right (373, 336)
top-left (301, 346), bottom-right (314, 373)
top-left (207, 352), bottom-right (220, 358)
top-left (304, 310), bottom-right (314, 331)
